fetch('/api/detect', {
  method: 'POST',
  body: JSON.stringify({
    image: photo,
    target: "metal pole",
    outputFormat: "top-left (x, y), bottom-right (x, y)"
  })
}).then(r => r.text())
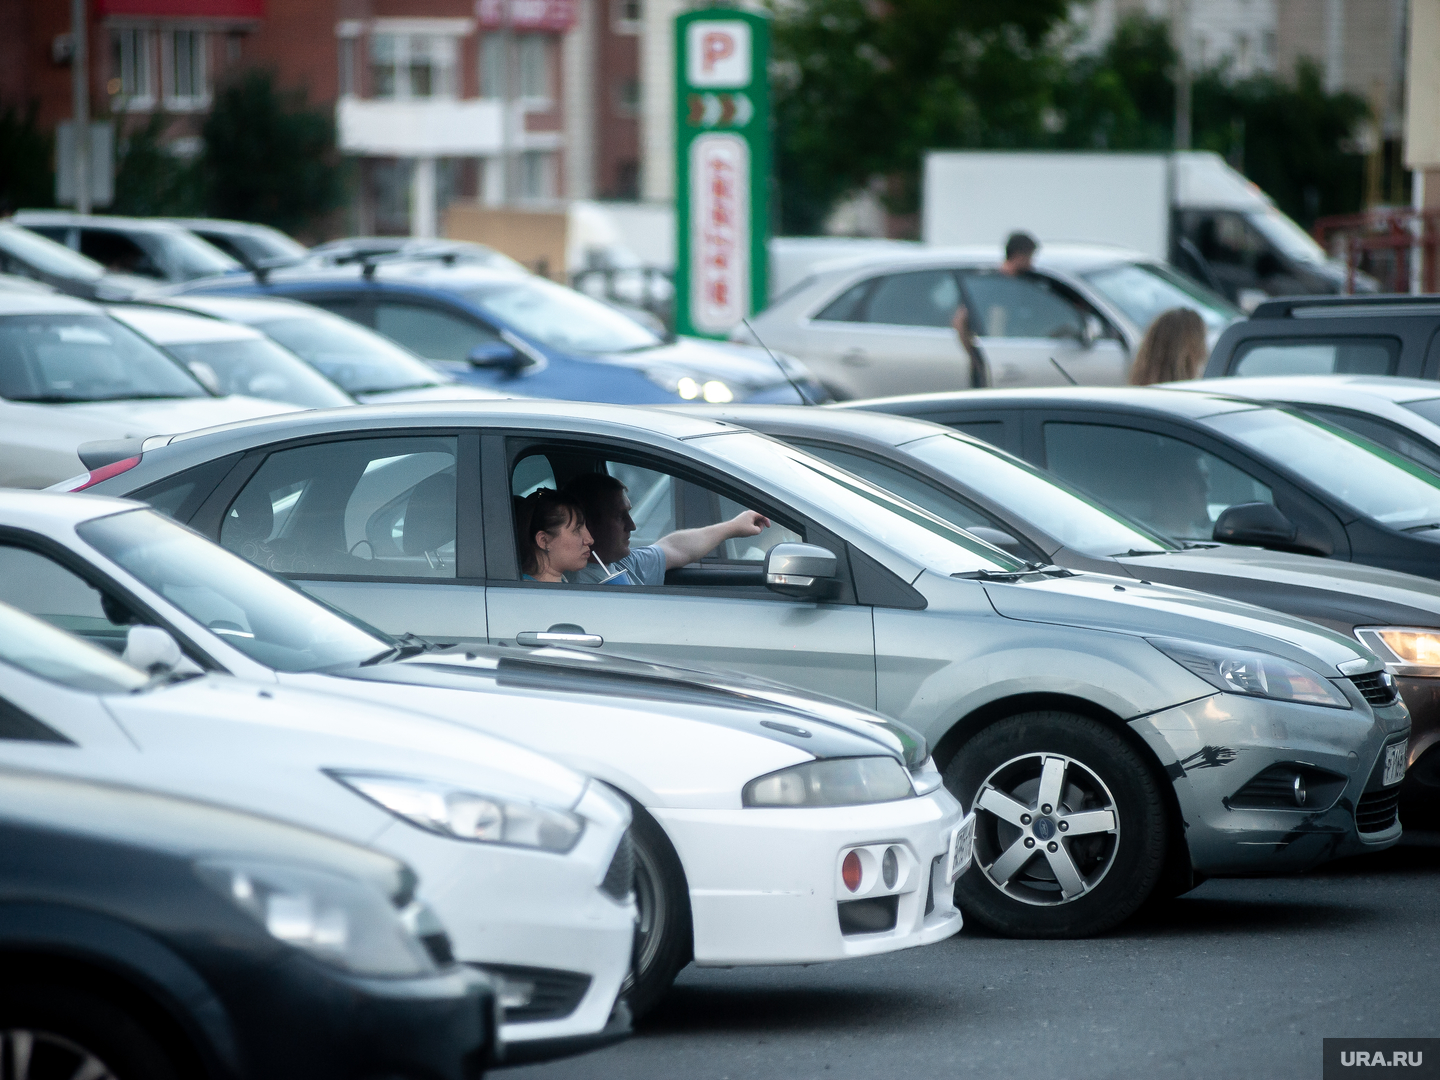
top-left (1413, 170), bottom-right (1426, 296)
top-left (1173, 0), bottom-right (1191, 151)
top-left (71, 0), bottom-right (91, 214)
top-left (500, 0), bottom-right (514, 205)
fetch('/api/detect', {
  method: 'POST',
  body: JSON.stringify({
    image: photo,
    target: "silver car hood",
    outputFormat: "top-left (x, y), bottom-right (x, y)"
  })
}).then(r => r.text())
top-left (980, 571), bottom-right (1373, 673)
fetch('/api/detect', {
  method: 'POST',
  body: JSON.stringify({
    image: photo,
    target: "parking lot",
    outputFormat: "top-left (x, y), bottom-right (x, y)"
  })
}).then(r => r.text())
top-left (518, 838), bottom-right (1440, 1080)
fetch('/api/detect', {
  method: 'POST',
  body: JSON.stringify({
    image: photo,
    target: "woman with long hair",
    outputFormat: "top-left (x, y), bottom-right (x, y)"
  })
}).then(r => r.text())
top-left (514, 489), bottom-right (593, 582)
top-left (1129, 307), bottom-right (1208, 385)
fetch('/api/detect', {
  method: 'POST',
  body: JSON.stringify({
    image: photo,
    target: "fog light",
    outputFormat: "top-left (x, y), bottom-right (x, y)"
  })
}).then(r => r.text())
top-left (492, 972), bottom-right (536, 1010)
top-left (882, 847), bottom-right (899, 889)
top-left (1293, 773), bottom-right (1306, 807)
top-left (842, 850), bottom-right (862, 892)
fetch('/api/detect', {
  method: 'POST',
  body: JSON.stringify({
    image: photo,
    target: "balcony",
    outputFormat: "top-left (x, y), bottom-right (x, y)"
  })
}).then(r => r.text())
top-left (336, 97), bottom-right (505, 157)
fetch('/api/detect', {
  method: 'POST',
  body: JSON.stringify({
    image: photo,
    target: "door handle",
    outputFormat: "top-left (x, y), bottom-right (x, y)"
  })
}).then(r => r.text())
top-left (515, 623), bottom-right (604, 648)
top-left (840, 349), bottom-right (869, 368)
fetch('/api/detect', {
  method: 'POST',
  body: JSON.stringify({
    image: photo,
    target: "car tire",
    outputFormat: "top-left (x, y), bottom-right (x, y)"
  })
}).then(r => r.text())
top-left (0, 982), bottom-right (183, 1080)
top-left (944, 711), bottom-right (1168, 938)
top-left (623, 809), bottom-right (693, 1021)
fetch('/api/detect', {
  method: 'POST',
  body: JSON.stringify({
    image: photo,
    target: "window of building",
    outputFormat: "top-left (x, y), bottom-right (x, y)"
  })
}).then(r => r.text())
top-left (164, 30), bottom-right (208, 108)
top-left (615, 77), bottom-right (641, 116)
top-left (519, 151), bottom-right (556, 200)
top-left (518, 35), bottom-right (550, 102)
top-left (369, 33), bottom-right (457, 100)
top-left (338, 36), bottom-right (358, 97)
top-left (479, 34), bottom-right (505, 99)
top-left (613, 0), bottom-right (643, 32)
top-left (109, 28), bottom-right (154, 107)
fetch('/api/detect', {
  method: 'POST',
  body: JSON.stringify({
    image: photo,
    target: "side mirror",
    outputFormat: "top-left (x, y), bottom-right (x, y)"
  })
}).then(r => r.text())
top-left (764, 543), bottom-right (839, 599)
top-left (122, 625), bottom-right (203, 676)
top-left (467, 341), bottom-right (524, 372)
top-left (1081, 314), bottom-right (1106, 348)
top-left (1213, 502), bottom-right (1297, 547)
top-left (966, 525), bottom-right (1024, 555)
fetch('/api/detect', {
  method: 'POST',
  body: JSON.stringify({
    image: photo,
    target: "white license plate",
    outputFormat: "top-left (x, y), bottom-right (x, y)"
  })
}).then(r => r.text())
top-left (1383, 742), bottom-right (1408, 787)
top-left (947, 814), bottom-right (975, 884)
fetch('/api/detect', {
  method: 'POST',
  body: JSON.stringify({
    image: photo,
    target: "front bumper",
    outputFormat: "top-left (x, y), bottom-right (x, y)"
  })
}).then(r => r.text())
top-left (1129, 691), bottom-right (1410, 875)
top-left (1395, 676), bottom-right (1440, 826)
top-left (654, 788), bottom-right (965, 966)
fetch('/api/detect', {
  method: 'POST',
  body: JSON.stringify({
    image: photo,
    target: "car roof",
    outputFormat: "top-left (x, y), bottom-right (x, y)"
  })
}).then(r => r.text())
top-left (1182, 375), bottom-right (1440, 406)
top-left (0, 291), bottom-right (102, 316)
top-left (682, 403), bottom-right (958, 448)
top-left (801, 242), bottom-right (1158, 281)
top-left (0, 489), bottom-right (147, 530)
top-left (1249, 294), bottom-right (1440, 320)
top-left (13, 212), bottom-right (202, 236)
top-left (106, 304), bottom-right (264, 343)
top-left (844, 385), bottom-right (1265, 421)
top-left (182, 259), bottom-right (527, 293)
top-left (157, 294), bottom-right (322, 322)
top-left (165, 217), bottom-right (274, 234)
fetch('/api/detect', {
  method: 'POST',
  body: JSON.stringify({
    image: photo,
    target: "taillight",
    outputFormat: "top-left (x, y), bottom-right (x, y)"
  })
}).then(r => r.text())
top-left (842, 850), bottom-right (862, 892)
top-left (69, 456), bottom-right (141, 492)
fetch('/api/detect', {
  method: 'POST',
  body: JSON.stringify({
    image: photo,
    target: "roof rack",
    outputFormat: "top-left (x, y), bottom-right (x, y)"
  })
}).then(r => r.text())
top-left (1250, 294), bottom-right (1440, 319)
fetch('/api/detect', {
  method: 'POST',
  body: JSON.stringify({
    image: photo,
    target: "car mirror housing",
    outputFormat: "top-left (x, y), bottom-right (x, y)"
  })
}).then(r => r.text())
top-left (122, 624), bottom-right (203, 676)
top-left (1081, 314), bottom-right (1106, 347)
top-left (965, 526), bottom-right (1024, 555)
top-left (765, 543), bottom-right (839, 599)
top-left (467, 341), bottom-right (524, 372)
top-left (1212, 502), bottom-right (1298, 548)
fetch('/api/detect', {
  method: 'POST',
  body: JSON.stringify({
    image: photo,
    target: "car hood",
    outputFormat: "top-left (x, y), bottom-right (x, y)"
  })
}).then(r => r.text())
top-left (981, 570), bottom-right (1374, 673)
top-left (598, 336), bottom-right (803, 391)
top-left (43, 394), bottom-right (300, 436)
top-left (356, 383), bottom-right (514, 404)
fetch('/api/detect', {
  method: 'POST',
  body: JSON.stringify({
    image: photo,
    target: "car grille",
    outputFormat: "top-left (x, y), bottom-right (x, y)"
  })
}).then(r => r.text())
top-left (472, 964), bottom-right (593, 1023)
top-left (1349, 671), bottom-right (1400, 707)
top-left (600, 832), bottom-right (635, 902)
top-left (1355, 787), bottom-right (1401, 833)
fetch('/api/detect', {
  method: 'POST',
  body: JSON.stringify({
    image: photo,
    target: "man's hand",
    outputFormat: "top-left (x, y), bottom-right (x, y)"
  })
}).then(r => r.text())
top-left (656, 510), bottom-right (772, 569)
top-left (725, 510), bottom-right (770, 539)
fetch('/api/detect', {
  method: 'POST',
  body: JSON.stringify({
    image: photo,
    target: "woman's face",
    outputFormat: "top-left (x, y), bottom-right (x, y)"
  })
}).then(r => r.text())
top-left (537, 512), bottom-right (593, 574)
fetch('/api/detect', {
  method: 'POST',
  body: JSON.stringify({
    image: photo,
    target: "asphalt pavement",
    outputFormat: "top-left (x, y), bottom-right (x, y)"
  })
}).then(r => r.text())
top-left (509, 837), bottom-right (1440, 1080)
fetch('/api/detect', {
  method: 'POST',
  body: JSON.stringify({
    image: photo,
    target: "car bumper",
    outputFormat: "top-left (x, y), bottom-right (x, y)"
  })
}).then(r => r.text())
top-left (1129, 692), bottom-right (1410, 875)
top-left (373, 782), bottom-right (637, 1056)
top-left (654, 788), bottom-right (966, 966)
top-left (1395, 676), bottom-right (1440, 827)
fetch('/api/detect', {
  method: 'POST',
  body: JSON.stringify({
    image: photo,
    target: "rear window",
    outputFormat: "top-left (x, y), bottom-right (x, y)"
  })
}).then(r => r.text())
top-left (1230, 336), bottom-right (1399, 377)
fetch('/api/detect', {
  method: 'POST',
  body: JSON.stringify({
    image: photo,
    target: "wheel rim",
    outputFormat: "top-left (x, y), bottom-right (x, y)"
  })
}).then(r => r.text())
top-left (621, 840), bottom-right (667, 994)
top-left (1, 1030), bottom-right (118, 1080)
top-left (970, 751), bottom-right (1121, 907)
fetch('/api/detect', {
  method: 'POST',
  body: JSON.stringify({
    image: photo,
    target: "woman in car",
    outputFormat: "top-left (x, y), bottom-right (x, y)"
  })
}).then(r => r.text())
top-left (1129, 307), bottom-right (1207, 385)
top-left (515, 489), bottom-right (594, 582)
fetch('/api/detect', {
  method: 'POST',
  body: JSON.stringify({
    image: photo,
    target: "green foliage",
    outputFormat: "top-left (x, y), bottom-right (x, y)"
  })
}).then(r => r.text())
top-left (111, 113), bottom-right (202, 216)
top-left (0, 99), bottom-right (55, 214)
top-left (1052, 15), bottom-right (1175, 151)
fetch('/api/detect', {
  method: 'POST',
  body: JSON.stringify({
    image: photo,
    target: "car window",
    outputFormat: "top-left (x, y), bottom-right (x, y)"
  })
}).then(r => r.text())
top-left (1299, 407), bottom-right (1440, 476)
top-left (950, 420), bottom-right (1006, 447)
top-left (374, 301), bottom-right (501, 363)
top-left (1042, 422), bottom-right (1274, 542)
top-left (793, 443), bottom-right (997, 532)
top-left (862, 270), bottom-right (961, 328)
top-left (1401, 396), bottom-right (1440, 427)
top-left (813, 279), bottom-right (872, 323)
top-left (0, 545), bottom-right (136, 653)
top-left (1231, 337), bottom-right (1399, 377)
top-left (0, 314), bottom-right (208, 403)
top-left (220, 437), bottom-right (459, 578)
top-left (959, 272), bottom-right (1082, 339)
top-left (464, 277), bottom-right (661, 353)
top-left (78, 229), bottom-right (164, 278)
top-left (0, 598), bottom-right (147, 693)
top-left (164, 338), bottom-right (353, 409)
top-left (255, 313), bottom-right (444, 394)
top-left (0, 225), bottom-right (104, 281)
top-left (1080, 262), bottom-right (1237, 333)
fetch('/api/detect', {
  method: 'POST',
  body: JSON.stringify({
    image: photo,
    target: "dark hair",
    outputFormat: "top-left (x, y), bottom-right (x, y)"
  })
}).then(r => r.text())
top-left (564, 471), bottom-right (627, 524)
top-left (1004, 232), bottom-right (1039, 261)
top-left (1129, 307), bottom-right (1208, 386)
top-left (514, 489), bottom-right (585, 574)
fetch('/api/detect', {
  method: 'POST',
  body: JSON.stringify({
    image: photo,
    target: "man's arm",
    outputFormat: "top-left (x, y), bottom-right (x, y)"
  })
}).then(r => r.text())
top-left (654, 510), bottom-right (771, 569)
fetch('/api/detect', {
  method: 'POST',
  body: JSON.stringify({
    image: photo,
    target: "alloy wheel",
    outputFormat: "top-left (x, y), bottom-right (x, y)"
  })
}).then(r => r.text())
top-left (0, 1029), bottom-right (119, 1080)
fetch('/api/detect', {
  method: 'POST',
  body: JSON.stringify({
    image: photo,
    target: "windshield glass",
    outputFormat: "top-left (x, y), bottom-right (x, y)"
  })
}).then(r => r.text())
top-left (1081, 262), bottom-right (1238, 333)
top-left (165, 338), bottom-right (352, 409)
top-left (77, 510), bottom-right (390, 672)
top-left (0, 600), bottom-right (147, 692)
top-left (1204, 408), bottom-right (1440, 530)
top-left (1400, 398), bottom-right (1440, 427)
top-left (0, 313), bottom-right (208, 403)
top-left (701, 432), bottom-right (1026, 575)
top-left (903, 433), bottom-right (1177, 556)
top-left (1248, 207), bottom-right (1328, 265)
top-left (0, 225), bottom-right (105, 281)
top-left (466, 277), bottom-right (660, 353)
top-left (157, 230), bottom-right (242, 280)
top-left (256, 313), bottom-right (445, 393)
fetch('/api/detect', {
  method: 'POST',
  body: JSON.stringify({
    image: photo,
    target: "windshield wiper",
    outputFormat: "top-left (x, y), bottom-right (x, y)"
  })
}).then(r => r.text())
top-left (955, 562), bottom-right (1074, 582)
top-left (133, 668), bottom-right (204, 692)
top-left (1402, 522), bottom-right (1440, 533)
top-left (1118, 548), bottom-right (1170, 557)
top-left (360, 632), bottom-right (453, 666)
top-left (1179, 541), bottom-right (1221, 549)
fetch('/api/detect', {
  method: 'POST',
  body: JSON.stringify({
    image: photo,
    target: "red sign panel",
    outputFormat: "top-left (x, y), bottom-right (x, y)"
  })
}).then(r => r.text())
top-left (95, 0), bottom-right (264, 16)
top-left (475, 0), bottom-right (576, 32)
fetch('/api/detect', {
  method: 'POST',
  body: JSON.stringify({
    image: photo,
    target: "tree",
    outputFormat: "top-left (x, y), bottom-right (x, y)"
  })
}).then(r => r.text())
top-left (198, 70), bottom-right (346, 235)
top-left (110, 113), bottom-right (202, 216)
top-left (0, 99), bottom-right (54, 214)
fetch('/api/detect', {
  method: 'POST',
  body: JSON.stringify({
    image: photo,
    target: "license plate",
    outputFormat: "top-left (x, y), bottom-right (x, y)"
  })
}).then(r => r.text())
top-left (1383, 742), bottom-right (1408, 787)
top-left (947, 814), bottom-right (975, 884)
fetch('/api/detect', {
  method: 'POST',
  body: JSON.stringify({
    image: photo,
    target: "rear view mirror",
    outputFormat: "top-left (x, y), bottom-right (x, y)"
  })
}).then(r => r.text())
top-left (1213, 502), bottom-right (1297, 547)
top-left (467, 341), bottom-right (524, 372)
top-left (765, 543), bottom-right (839, 600)
top-left (123, 625), bottom-right (203, 676)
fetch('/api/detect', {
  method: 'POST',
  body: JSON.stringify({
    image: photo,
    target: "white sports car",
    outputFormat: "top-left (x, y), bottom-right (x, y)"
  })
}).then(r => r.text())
top-left (0, 490), bottom-right (970, 1016)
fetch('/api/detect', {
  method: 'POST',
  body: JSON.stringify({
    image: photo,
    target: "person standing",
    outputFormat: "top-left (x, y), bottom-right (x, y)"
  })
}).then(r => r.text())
top-left (1128, 307), bottom-right (1208, 385)
top-left (952, 231), bottom-right (1040, 388)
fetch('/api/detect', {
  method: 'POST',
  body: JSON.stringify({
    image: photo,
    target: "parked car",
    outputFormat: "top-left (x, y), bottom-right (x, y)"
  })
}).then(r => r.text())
top-left (1203, 294), bottom-right (1440, 379)
top-left (856, 385), bottom-right (1440, 582)
top-left (733, 244), bottom-right (1239, 400)
top-left (708, 403), bottom-right (1440, 828)
top-left (167, 216), bottom-right (310, 271)
top-left (0, 220), bottom-right (149, 300)
top-left (150, 294), bottom-right (511, 404)
top-left (0, 521), bottom-right (638, 1061)
top-left (107, 303), bottom-right (355, 410)
top-left (0, 762), bottom-right (495, 1080)
top-left (15, 211), bottom-right (243, 284)
top-left (0, 292), bottom-right (299, 488)
top-left (78, 401), bottom-right (1410, 939)
top-left (309, 236), bottom-right (528, 275)
top-left (1, 490), bottom-right (969, 1013)
top-left (170, 262), bottom-right (827, 405)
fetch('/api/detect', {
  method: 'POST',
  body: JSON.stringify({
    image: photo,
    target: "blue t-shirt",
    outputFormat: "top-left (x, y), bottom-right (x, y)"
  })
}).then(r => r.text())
top-left (570, 544), bottom-right (667, 586)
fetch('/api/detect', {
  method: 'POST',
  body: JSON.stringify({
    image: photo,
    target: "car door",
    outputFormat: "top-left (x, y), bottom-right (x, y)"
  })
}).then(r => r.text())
top-left (958, 271), bottom-right (1127, 388)
top-left (802, 268), bottom-right (974, 399)
top-left (481, 434), bottom-right (879, 707)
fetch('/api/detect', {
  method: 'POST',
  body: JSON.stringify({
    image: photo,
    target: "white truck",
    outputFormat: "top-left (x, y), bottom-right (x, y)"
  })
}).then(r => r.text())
top-left (922, 150), bottom-right (1366, 311)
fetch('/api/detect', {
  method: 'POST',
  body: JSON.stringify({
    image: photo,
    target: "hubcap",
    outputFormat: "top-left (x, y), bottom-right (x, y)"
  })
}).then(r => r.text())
top-left (0, 1030), bottom-right (118, 1080)
top-left (971, 752), bottom-right (1120, 907)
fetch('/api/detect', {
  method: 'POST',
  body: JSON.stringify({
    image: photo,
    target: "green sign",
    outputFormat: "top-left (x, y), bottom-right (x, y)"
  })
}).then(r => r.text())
top-left (673, 7), bottom-right (770, 339)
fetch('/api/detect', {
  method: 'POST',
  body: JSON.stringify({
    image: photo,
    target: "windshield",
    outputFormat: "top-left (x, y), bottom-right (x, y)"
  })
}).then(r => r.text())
top-left (256, 313), bottom-right (445, 393)
top-left (165, 338), bottom-right (352, 409)
top-left (1081, 262), bottom-right (1238, 333)
top-left (466, 277), bottom-right (661, 354)
top-left (700, 432), bottom-right (1026, 575)
top-left (1248, 207), bottom-right (1328, 265)
top-left (0, 313), bottom-right (208, 403)
top-left (157, 230), bottom-right (242, 280)
top-left (0, 225), bottom-right (105, 281)
top-left (77, 510), bottom-right (390, 673)
top-left (0, 600), bottom-right (147, 693)
top-left (1401, 398), bottom-right (1440, 427)
top-left (1204, 408), bottom-right (1440, 531)
top-left (903, 434), bottom-right (1177, 556)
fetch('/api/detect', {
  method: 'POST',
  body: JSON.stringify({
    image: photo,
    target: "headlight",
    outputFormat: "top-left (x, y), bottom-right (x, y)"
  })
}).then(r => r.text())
top-left (196, 859), bottom-right (437, 977)
top-left (645, 367), bottom-right (735, 402)
top-left (1355, 627), bottom-right (1440, 677)
top-left (742, 756), bottom-right (915, 808)
top-left (1149, 637), bottom-right (1351, 710)
top-left (331, 772), bottom-right (584, 853)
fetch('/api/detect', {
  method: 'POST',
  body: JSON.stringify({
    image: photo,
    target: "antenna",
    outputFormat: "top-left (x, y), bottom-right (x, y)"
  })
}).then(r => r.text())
top-left (742, 317), bottom-right (814, 405)
top-left (1049, 356), bottom-right (1079, 386)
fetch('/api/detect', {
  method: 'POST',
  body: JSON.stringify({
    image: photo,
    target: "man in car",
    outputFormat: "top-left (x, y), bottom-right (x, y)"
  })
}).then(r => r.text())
top-left (952, 231), bottom-right (1039, 388)
top-left (565, 473), bottom-right (770, 585)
